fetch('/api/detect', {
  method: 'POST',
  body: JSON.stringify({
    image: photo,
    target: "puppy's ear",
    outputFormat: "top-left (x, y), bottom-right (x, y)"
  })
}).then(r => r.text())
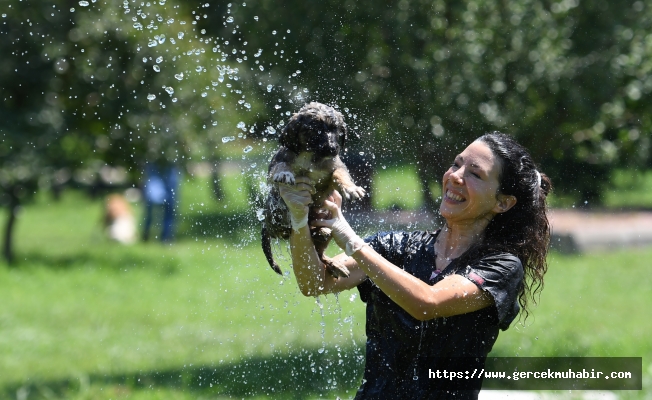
top-left (279, 116), bottom-right (300, 153)
top-left (279, 122), bottom-right (291, 148)
top-left (339, 124), bottom-right (348, 150)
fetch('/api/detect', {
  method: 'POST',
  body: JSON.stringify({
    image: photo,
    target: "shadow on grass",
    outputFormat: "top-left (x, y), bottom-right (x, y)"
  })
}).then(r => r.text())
top-left (2, 346), bottom-right (365, 399)
top-left (8, 249), bottom-right (181, 275)
top-left (177, 209), bottom-right (260, 244)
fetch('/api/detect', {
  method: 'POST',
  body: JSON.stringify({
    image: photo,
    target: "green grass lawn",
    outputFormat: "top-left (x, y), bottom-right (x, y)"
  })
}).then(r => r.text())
top-left (0, 166), bottom-right (651, 399)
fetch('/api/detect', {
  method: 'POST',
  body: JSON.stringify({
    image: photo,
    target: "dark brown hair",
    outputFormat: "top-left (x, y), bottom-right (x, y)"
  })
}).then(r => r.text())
top-left (456, 132), bottom-right (552, 319)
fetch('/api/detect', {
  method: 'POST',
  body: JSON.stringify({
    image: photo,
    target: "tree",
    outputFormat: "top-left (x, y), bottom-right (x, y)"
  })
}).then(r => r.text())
top-left (202, 0), bottom-right (652, 207)
top-left (0, 0), bottom-right (264, 262)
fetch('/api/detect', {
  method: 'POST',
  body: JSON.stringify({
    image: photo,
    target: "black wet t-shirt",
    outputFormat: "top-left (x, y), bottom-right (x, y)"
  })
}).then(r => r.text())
top-left (354, 230), bottom-right (523, 400)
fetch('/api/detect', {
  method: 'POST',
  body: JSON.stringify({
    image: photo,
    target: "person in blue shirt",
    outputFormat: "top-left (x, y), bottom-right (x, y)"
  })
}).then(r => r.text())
top-left (280, 132), bottom-right (551, 399)
top-left (142, 163), bottom-right (179, 242)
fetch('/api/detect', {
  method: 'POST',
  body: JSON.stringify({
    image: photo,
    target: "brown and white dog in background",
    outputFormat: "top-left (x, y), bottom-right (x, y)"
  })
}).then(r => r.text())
top-left (261, 102), bottom-right (366, 277)
top-left (104, 194), bottom-right (136, 244)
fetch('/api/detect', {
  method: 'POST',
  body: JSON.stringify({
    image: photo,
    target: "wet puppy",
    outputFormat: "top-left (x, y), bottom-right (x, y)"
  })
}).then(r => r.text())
top-left (261, 102), bottom-right (365, 277)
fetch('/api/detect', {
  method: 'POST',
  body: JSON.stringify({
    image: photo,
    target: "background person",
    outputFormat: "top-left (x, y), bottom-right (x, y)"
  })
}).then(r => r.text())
top-left (142, 162), bottom-right (179, 242)
top-left (280, 132), bottom-right (552, 398)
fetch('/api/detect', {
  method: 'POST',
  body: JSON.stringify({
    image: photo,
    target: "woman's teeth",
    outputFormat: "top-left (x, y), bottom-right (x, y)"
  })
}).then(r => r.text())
top-left (447, 190), bottom-right (464, 202)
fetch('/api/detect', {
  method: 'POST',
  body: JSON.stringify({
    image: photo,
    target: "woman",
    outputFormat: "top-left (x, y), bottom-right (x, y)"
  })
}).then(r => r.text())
top-left (280, 132), bottom-right (551, 399)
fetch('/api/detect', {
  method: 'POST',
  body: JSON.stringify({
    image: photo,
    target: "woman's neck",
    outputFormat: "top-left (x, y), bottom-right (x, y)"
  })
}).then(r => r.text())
top-left (437, 219), bottom-right (489, 260)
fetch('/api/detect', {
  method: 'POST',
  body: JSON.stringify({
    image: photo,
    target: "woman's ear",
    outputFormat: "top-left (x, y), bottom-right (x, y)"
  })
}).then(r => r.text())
top-left (493, 194), bottom-right (517, 214)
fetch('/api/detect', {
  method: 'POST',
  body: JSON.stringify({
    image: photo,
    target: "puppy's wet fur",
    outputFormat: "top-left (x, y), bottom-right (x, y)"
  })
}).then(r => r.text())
top-left (261, 102), bottom-right (365, 277)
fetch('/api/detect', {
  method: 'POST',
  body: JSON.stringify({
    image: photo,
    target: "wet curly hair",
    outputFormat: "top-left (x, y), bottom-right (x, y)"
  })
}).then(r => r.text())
top-left (455, 132), bottom-right (552, 320)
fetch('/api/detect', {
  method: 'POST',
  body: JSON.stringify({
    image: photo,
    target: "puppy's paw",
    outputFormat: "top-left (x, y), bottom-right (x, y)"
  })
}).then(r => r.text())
top-left (322, 255), bottom-right (351, 279)
top-left (343, 185), bottom-right (366, 201)
top-left (273, 171), bottom-right (296, 185)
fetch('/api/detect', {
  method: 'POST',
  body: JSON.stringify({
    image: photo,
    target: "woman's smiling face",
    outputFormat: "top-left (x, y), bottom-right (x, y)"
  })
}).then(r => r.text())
top-left (440, 140), bottom-right (512, 225)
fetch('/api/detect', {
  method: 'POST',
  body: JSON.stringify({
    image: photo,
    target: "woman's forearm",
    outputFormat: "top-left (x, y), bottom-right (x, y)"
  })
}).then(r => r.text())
top-left (351, 245), bottom-right (492, 320)
top-left (289, 225), bottom-right (327, 296)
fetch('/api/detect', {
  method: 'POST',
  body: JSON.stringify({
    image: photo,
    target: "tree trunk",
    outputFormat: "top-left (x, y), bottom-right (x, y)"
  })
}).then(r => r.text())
top-left (3, 194), bottom-right (19, 264)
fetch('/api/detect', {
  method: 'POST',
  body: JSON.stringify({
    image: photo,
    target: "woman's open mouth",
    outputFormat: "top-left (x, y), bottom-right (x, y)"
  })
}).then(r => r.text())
top-left (445, 189), bottom-right (466, 203)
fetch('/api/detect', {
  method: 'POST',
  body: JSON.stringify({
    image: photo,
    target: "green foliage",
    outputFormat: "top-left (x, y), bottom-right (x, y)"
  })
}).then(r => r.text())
top-left (3, 0), bottom-right (652, 205)
top-left (204, 0), bottom-right (652, 203)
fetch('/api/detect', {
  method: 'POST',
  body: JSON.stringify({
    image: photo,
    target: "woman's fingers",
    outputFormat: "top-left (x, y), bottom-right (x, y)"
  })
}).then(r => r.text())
top-left (328, 190), bottom-right (343, 208)
top-left (321, 199), bottom-right (340, 213)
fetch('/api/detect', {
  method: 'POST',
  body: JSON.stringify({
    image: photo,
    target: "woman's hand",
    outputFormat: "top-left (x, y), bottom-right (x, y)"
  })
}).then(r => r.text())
top-left (278, 177), bottom-right (315, 231)
top-left (313, 191), bottom-right (366, 256)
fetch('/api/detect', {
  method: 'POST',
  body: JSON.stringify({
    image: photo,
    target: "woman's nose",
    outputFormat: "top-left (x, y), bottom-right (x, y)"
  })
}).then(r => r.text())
top-left (450, 167), bottom-right (464, 185)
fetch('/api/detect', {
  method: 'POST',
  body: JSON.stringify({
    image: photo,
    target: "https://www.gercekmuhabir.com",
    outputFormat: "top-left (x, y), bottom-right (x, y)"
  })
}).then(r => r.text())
top-left (425, 357), bottom-right (642, 390)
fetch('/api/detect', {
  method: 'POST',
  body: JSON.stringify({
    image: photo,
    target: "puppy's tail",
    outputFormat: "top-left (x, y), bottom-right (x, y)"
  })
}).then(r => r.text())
top-left (261, 224), bottom-right (283, 275)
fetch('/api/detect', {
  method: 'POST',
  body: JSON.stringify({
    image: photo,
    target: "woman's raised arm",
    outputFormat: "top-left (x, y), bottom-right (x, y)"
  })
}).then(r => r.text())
top-left (279, 178), bottom-right (367, 297)
top-left (313, 191), bottom-right (494, 320)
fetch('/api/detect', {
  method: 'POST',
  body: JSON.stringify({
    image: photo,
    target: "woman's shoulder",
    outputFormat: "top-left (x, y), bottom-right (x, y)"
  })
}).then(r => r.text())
top-left (466, 251), bottom-right (524, 280)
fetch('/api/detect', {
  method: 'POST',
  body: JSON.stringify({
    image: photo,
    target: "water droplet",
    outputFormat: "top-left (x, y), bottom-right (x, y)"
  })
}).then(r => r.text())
top-left (153, 65), bottom-right (160, 72)
top-left (178, 32), bottom-right (184, 39)
top-left (196, 66), bottom-right (203, 72)
top-left (156, 56), bottom-right (163, 63)
top-left (172, 97), bottom-right (178, 102)
top-left (159, 0), bottom-right (166, 4)
top-left (253, 16), bottom-right (259, 21)
top-left (256, 209), bottom-right (265, 221)
top-left (174, 73), bottom-right (184, 80)
top-left (259, 65), bottom-right (264, 71)
top-left (272, 30), bottom-right (277, 35)
top-left (201, 92), bottom-right (207, 97)
top-left (266, 126), bottom-right (276, 135)
top-left (318, 348), bottom-right (324, 354)
top-left (133, 22), bottom-right (143, 30)
top-left (165, 87), bottom-right (174, 95)
top-left (274, 105), bottom-right (281, 110)
top-left (237, 121), bottom-right (246, 130)
top-left (244, 103), bottom-right (251, 109)
top-left (70, 7), bottom-right (75, 12)
top-left (243, 145), bottom-right (253, 153)
top-left (148, 40), bottom-right (158, 47)
top-left (142, 57), bottom-right (147, 63)
top-left (79, 1), bottom-right (89, 6)
top-left (147, 94), bottom-right (156, 101)
top-left (254, 49), bottom-right (262, 57)
top-left (222, 136), bottom-right (236, 143)
top-left (157, 35), bottom-right (166, 44)
top-left (266, 84), bottom-right (273, 92)
top-left (1, 14), bottom-right (6, 18)
top-left (226, 16), bottom-right (234, 23)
